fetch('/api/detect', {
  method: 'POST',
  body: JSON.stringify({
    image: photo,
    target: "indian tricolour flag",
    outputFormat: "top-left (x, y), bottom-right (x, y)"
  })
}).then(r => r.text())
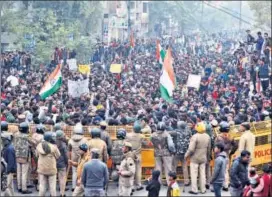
top-left (156, 40), bottom-right (166, 69)
top-left (39, 64), bottom-right (62, 99)
top-left (160, 48), bottom-right (176, 102)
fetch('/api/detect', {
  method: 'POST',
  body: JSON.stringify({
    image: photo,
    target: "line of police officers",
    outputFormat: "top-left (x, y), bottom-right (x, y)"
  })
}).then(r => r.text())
top-left (1, 119), bottom-right (236, 196)
top-left (0, 121), bottom-right (144, 196)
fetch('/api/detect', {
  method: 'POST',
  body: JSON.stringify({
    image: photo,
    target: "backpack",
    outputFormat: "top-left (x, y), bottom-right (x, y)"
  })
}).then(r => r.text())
top-left (175, 130), bottom-right (190, 156)
top-left (14, 134), bottom-right (30, 160)
top-left (1, 158), bottom-right (7, 191)
top-left (111, 140), bottom-right (124, 165)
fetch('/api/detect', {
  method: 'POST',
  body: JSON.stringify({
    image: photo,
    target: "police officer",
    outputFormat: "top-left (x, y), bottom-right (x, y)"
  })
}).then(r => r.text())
top-left (36, 132), bottom-right (60, 196)
top-left (70, 143), bottom-right (90, 197)
top-left (111, 128), bottom-right (126, 171)
top-left (29, 124), bottom-right (45, 190)
top-left (14, 122), bottom-right (32, 194)
top-left (88, 128), bottom-right (108, 163)
top-left (1, 132), bottom-right (16, 196)
top-left (185, 122), bottom-right (211, 194)
top-left (118, 142), bottom-right (136, 196)
top-left (31, 125), bottom-right (45, 148)
top-left (151, 122), bottom-right (175, 185)
top-left (215, 122), bottom-right (237, 191)
top-left (125, 123), bottom-right (144, 191)
top-left (1, 121), bottom-right (9, 132)
top-left (53, 123), bottom-right (62, 132)
top-left (171, 121), bottom-right (191, 186)
top-left (0, 121), bottom-right (9, 152)
top-left (100, 121), bottom-right (112, 156)
top-left (68, 125), bottom-right (88, 191)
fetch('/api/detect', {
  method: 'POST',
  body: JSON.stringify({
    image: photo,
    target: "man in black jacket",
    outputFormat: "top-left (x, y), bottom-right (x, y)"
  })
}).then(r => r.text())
top-left (229, 150), bottom-right (251, 197)
top-left (1, 133), bottom-right (16, 196)
top-left (146, 170), bottom-right (161, 197)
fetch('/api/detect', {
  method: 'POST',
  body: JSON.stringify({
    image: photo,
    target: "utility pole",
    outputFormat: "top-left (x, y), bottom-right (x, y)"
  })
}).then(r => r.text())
top-left (201, 1), bottom-right (204, 21)
top-left (239, 1), bottom-right (242, 31)
top-left (127, 0), bottom-right (131, 40)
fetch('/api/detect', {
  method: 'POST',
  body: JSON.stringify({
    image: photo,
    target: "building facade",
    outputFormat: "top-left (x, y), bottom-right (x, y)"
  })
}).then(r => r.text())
top-left (102, 1), bottom-right (149, 43)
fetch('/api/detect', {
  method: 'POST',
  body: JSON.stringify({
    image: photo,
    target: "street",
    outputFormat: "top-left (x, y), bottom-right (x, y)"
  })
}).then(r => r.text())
top-left (14, 182), bottom-right (231, 196)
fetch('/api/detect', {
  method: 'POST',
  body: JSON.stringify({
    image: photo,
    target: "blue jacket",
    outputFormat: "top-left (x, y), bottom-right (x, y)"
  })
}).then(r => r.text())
top-left (259, 64), bottom-right (269, 79)
top-left (210, 152), bottom-right (227, 184)
top-left (256, 36), bottom-right (264, 50)
top-left (81, 159), bottom-right (109, 189)
top-left (2, 143), bottom-right (16, 174)
top-left (230, 157), bottom-right (250, 188)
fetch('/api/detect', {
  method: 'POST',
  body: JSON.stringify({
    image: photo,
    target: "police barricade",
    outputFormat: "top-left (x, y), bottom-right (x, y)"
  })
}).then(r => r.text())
top-left (229, 120), bottom-right (271, 173)
top-left (7, 120), bottom-right (271, 181)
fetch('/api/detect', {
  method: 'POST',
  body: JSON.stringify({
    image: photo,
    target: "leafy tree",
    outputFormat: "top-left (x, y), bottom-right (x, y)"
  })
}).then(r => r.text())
top-left (1, 1), bottom-right (103, 64)
top-left (248, 1), bottom-right (271, 30)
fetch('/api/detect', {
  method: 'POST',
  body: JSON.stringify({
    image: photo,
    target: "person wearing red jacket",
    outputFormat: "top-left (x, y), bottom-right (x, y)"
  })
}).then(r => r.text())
top-left (244, 164), bottom-right (271, 197)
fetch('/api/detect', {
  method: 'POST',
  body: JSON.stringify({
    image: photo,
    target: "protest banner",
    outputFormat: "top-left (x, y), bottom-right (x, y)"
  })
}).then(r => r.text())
top-left (67, 59), bottom-right (77, 71)
top-left (7, 75), bottom-right (19, 87)
top-left (78, 64), bottom-right (91, 75)
top-left (186, 74), bottom-right (201, 89)
top-left (68, 79), bottom-right (89, 98)
top-left (110, 64), bottom-right (122, 73)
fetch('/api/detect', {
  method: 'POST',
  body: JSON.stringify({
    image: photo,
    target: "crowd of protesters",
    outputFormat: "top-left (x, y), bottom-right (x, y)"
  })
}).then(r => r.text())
top-left (1, 31), bottom-right (271, 128)
top-left (0, 29), bottom-right (271, 197)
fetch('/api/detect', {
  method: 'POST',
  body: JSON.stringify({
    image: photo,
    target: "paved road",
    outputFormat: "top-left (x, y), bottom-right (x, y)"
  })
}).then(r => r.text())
top-left (14, 182), bottom-right (231, 196)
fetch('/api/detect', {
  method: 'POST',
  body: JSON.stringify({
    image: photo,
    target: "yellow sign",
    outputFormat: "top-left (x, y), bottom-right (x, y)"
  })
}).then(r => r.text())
top-left (241, 57), bottom-right (249, 64)
top-left (78, 64), bottom-right (91, 75)
top-left (232, 144), bottom-right (272, 166)
top-left (110, 64), bottom-right (122, 73)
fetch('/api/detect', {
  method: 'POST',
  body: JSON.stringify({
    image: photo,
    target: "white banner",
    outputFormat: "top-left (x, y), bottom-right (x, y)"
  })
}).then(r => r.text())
top-left (67, 59), bottom-right (77, 71)
top-left (68, 79), bottom-right (89, 98)
top-left (6, 75), bottom-right (19, 87)
top-left (187, 74), bottom-right (201, 89)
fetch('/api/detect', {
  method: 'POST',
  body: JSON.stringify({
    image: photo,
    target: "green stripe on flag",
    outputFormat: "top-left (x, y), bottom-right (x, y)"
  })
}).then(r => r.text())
top-left (160, 50), bottom-right (166, 60)
top-left (160, 84), bottom-right (173, 103)
top-left (40, 77), bottom-right (62, 100)
top-left (159, 50), bottom-right (166, 69)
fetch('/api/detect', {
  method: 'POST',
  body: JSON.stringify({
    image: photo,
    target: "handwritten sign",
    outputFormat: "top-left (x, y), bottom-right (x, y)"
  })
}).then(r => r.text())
top-left (186, 74), bottom-right (201, 89)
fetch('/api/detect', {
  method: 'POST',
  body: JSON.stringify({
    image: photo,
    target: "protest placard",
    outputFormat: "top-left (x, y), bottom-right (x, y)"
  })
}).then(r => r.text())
top-left (68, 79), bottom-right (89, 97)
top-left (67, 59), bottom-right (77, 71)
top-left (187, 74), bottom-right (201, 89)
top-left (110, 64), bottom-right (122, 73)
top-left (78, 64), bottom-right (91, 75)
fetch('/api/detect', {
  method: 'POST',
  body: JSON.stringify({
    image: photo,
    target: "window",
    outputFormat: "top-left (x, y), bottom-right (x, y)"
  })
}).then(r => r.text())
top-left (130, 1), bottom-right (135, 9)
top-left (143, 2), bottom-right (148, 13)
top-left (136, 13), bottom-right (140, 21)
top-left (104, 14), bottom-right (109, 18)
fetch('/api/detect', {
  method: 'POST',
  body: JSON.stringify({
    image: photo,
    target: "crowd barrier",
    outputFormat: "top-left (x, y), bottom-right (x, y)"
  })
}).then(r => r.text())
top-left (6, 120), bottom-right (272, 180)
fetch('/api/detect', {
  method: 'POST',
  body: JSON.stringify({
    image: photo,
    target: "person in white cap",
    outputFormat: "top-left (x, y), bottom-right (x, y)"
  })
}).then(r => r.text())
top-left (68, 124), bottom-right (88, 192)
top-left (118, 142), bottom-right (137, 196)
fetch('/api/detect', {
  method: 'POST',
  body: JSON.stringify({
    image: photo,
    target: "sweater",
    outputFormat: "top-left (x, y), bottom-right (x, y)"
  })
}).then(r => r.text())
top-left (81, 159), bottom-right (109, 189)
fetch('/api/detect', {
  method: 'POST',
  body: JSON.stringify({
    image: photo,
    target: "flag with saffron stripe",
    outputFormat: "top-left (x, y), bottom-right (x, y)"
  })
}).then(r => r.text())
top-left (39, 64), bottom-right (62, 99)
top-left (160, 48), bottom-right (176, 102)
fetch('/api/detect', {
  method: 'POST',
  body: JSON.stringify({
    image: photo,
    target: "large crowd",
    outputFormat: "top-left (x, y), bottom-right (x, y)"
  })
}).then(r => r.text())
top-left (0, 29), bottom-right (271, 197)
